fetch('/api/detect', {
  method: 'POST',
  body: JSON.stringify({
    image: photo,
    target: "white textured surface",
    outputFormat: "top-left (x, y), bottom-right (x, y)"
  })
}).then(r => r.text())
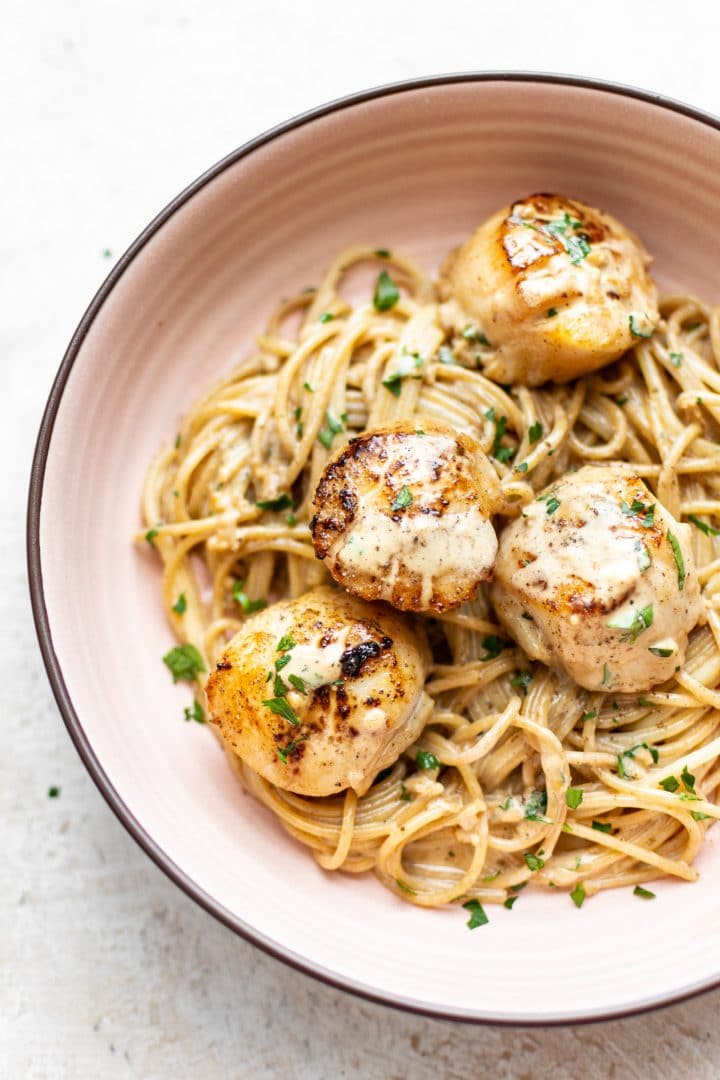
top-left (5, 0), bottom-right (720, 1075)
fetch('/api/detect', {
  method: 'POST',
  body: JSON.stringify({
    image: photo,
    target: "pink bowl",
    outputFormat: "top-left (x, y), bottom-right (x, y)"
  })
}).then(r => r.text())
top-left (28, 74), bottom-right (720, 1025)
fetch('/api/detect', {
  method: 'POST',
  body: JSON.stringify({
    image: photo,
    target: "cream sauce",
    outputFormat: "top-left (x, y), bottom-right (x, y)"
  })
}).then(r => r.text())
top-left (492, 468), bottom-right (703, 693)
top-left (334, 505), bottom-right (497, 610)
top-left (281, 628), bottom-right (351, 690)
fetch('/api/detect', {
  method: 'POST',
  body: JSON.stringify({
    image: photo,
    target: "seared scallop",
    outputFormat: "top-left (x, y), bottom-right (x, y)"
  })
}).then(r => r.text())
top-left (440, 193), bottom-right (659, 386)
top-left (205, 586), bottom-right (431, 796)
top-left (490, 465), bottom-right (702, 693)
top-left (310, 419), bottom-right (503, 613)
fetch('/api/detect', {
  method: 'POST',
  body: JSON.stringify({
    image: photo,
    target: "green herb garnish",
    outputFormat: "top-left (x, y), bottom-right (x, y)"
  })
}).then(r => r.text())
top-left (607, 604), bottom-right (654, 643)
top-left (592, 820), bottom-right (612, 834)
top-left (528, 421), bottom-right (543, 444)
top-left (462, 325), bottom-right (491, 347)
top-left (319, 312), bottom-right (334, 323)
top-left (570, 883), bottom-right (586, 908)
top-left (416, 750), bottom-right (441, 771)
top-left (163, 644), bottom-right (205, 683)
top-left (524, 852), bottom-right (545, 871)
top-left (463, 899), bottom-right (489, 929)
top-left (172, 593), bottom-right (187, 615)
top-left (510, 671), bottom-right (533, 694)
top-left (145, 528), bottom-right (159, 544)
top-left (667, 531), bottom-right (686, 590)
top-left (503, 896), bottom-right (519, 910)
top-left (546, 307), bottom-right (558, 318)
top-left (524, 789), bottom-right (550, 822)
top-left (438, 345), bottom-right (456, 365)
top-left (649, 646), bottom-right (674, 658)
top-left (579, 710), bottom-right (598, 724)
top-left (391, 485), bottom-right (413, 511)
top-left (48, 786), bottom-right (60, 798)
top-left (256, 493), bottom-right (294, 512)
top-left (183, 700), bottom-right (205, 724)
top-left (687, 515), bottom-right (720, 537)
top-left (232, 581), bottom-right (267, 614)
top-left (373, 269), bottom-right (400, 311)
top-left (635, 541), bottom-right (651, 573)
top-left (480, 635), bottom-right (510, 661)
top-left (262, 697), bottom-right (301, 726)
top-left (287, 674), bottom-right (307, 694)
top-left (629, 314), bottom-right (654, 339)
top-left (566, 787), bottom-right (583, 810)
top-left (669, 352), bottom-right (683, 367)
top-left (659, 775), bottom-right (680, 792)
top-left (633, 885), bottom-right (656, 899)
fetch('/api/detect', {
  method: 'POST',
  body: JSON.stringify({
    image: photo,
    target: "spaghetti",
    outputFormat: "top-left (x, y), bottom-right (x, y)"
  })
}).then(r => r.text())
top-left (139, 244), bottom-right (720, 909)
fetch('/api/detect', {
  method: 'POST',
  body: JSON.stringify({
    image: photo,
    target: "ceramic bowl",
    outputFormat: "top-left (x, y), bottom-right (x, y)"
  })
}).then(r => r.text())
top-left (28, 73), bottom-right (720, 1025)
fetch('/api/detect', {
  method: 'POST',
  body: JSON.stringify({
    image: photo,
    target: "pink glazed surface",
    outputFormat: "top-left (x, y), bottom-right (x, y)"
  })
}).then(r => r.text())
top-left (32, 77), bottom-right (720, 1023)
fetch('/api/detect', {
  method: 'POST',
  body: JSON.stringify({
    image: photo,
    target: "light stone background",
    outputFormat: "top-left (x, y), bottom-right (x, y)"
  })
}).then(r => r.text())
top-left (5, 1), bottom-right (720, 1076)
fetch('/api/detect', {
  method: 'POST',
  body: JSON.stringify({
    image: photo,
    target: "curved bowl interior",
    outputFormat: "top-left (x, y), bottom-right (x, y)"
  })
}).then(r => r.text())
top-left (33, 77), bottom-right (720, 1024)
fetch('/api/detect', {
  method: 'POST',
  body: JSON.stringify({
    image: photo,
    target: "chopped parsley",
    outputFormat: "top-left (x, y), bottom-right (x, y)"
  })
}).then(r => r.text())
top-left (524, 852), bottom-right (545, 871)
top-left (256, 493), bottom-right (294, 512)
top-left (48, 786), bottom-right (60, 798)
top-left (461, 325), bottom-right (491, 347)
top-left (659, 775), bottom-right (680, 792)
top-left (524, 789), bottom-right (550, 822)
top-left (277, 737), bottom-right (306, 764)
top-left (592, 820), bottom-right (612, 834)
top-left (570, 883), bottom-right (586, 908)
top-left (546, 213), bottom-right (591, 264)
top-left (277, 633), bottom-right (296, 652)
top-left (566, 787), bottom-right (584, 810)
top-left (303, 381), bottom-right (314, 393)
top-left (629, 314), bottom-right (654, 339)
top-left (546, 307), bottom-right (558, 318)
top-left (381, 353), bottom-right (423, 398)
top-left (183, 700), bottom-right (205, 724)
top-left (399, 782), bottom-right (411, 802)
top-left (232, 581), bottom-right (267, 614)
top-left (510, 671), bottom-right (533, 694)
top-left (692, 811), bottom-right (711, 822)
top-left (163, 644), bottom-right (205, 683)
top-left (462, 899), bottom-right (489, 929)
top-left (318, 312), bottom-right (334, 323)
top-left (667, 531), bottom-right (686, 590)
top-left (416, 749), bottom-right (441, 771)
top-left (649, 645), bottom-right (674, 658)
top-left (395, 879), bottom-right (416, 895)
top-left (391, 485), bottom-right (413, 511)
top-left (635, 541), bottom-right (651, 573)
top-left (287, 674), bottom-right (307, 694)
top-left (374, 248), bottom-right (391, 258)
top-left (616, 395), bottom-right (629, 406)
top-left (633, 885), bottom-right (656, 900)
top-left (145, 528), bottom-right (159, 544)
top-left (601, 663), bottom-right (612, 688)
top-left (274, 653), bottom-right (292, 672)
top-left (528, 421), bottom-right (543, 444)
top-left (480, 635), bottom-right (510, 661)
top-left (515, 462), bottom-right (529, 474)
top-left (681, 765), bottom-right (697, 793)
top-left (489, 414), bottom-right (515, 464)
top-left (621, 499), bottom-right (655, 527)
top-left (318, 409), bottom-right (346, 449)
top-left (373, 269), bottom-right (400, 311)
top-left (172, 593), bottom-right (187, 615)
top-left (687, 515), bottom-right (720, 537)
top-left (262, 696), bottom-right (300, 726)
top-left (545, 496), bottom-right (561, 515)
top-left (579, 710), bottom-right (598, 724)
top-left (669, 352), bottom-right (683, 367)
top-left (503, 896), bottom-right (519, 910)
top-left (607, 603), bottom-right (654, 643)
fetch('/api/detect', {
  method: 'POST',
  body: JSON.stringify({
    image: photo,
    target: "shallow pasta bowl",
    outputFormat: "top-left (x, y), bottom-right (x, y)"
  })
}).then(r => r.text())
top-left (28, 73), bottom-right (720, 1025)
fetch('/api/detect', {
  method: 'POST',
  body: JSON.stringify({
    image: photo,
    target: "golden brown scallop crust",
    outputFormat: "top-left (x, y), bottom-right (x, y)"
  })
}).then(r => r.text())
top-left (205, 587), bottom-right (430, 795)
top-left (310, 419), bottom-right (502, 613)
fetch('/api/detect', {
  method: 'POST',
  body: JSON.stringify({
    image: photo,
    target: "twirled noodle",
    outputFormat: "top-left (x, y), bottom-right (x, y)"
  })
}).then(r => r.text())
top-left (139, 248), bottom-right (720, 907)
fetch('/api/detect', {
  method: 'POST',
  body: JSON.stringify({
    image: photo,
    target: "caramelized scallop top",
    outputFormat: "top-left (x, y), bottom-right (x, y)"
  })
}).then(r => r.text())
top-left (310, 419), bottom-right (503, 613)
top-left (205, 587), bottom-right (431, 796)
top-left (441, 193), bottom-right (659, 386)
